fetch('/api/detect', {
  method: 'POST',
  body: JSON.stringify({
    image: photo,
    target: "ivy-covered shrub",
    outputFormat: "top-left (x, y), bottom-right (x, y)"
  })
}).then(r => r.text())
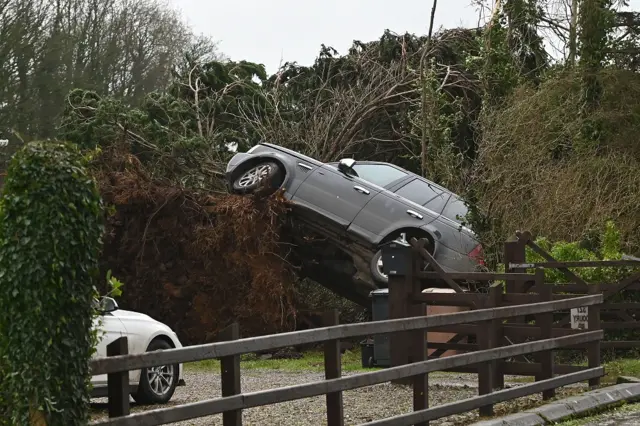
top-left (0, 141), bottom-right (104, 425)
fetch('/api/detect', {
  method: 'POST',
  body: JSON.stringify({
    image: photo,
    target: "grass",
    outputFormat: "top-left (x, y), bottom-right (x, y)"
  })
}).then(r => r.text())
top-left (186, 348), bottom-right (378, 373)
top-left (601, 358), bottom-right (640, 383)
top-left (185, 348), bottom-right (640, 384)
top-left (505, 357), bottom-right (640, 385)
top-left (553, 401), bottom-right (640, 425)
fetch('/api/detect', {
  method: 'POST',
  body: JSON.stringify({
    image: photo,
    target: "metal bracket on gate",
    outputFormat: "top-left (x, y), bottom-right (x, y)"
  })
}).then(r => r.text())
top-left (509, 263), bottom-right (535, 269)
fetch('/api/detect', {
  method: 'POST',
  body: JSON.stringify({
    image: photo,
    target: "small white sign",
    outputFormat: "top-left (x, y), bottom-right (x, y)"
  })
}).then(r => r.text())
top-left (0, 139), bottom-right (8, 147)
top-left (570, 306), bottom-right (588, 330)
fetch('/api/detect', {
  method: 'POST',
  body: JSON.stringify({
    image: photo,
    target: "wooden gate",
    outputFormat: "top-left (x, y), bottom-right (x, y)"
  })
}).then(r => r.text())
top-left (386, 237), bottom-right (601, 383)
top-left (506, 231), bottom-right (640, 349)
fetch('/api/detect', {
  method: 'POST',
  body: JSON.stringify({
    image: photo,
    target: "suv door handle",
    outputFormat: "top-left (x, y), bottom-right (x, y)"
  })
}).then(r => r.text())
top-left (353, 185), bottom-right (370, 195)
top-left (407, 210), bottom-right (424, 220)
top-left (298, 162), bottom-right (313, 171)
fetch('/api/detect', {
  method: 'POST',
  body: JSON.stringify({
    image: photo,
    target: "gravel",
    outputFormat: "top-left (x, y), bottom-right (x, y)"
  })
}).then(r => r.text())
top-left (90, 370), bottom-right (587, 425)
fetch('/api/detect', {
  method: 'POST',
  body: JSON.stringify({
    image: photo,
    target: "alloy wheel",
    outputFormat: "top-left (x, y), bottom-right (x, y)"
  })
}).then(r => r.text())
top-left (237, 164), bottom-right (272, 188)
top-left (146, 364), bottom-right (175, 396)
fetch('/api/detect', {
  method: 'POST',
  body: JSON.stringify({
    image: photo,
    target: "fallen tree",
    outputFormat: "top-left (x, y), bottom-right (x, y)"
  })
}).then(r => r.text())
top-left (93, 144), bottom-right (300, 344)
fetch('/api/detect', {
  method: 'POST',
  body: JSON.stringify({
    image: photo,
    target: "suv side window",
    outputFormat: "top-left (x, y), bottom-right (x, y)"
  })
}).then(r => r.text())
top-left (351, 164), bottom-right (408, 188)
top-left (425, 191), bottom-right (451, 214)
top-left (442, 196), bottom-right (469, 225)
top-left (394, 179), bottom-right (443, 207)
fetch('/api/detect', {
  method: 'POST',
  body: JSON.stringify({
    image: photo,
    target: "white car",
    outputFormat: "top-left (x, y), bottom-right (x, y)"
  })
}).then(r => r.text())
top-left (92, 297), bottom-right (185, 404)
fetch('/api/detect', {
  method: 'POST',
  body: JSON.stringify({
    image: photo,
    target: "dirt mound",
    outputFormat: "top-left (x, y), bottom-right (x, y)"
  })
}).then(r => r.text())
top-left (93, 146), bottom-right (298, 344)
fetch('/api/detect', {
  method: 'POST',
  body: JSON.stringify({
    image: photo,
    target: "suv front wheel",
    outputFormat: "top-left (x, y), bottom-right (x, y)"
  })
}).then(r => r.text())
top-left (231, 160), bottom-right (283, 194)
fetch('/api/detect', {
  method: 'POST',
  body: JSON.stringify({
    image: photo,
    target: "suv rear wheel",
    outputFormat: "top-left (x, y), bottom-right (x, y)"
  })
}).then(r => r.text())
top-left (370, 232), bottom-right (434, 284)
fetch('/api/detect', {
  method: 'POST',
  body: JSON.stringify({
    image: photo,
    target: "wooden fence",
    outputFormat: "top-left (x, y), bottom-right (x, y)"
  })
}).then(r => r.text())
top-left (385, 237), bottom-right (605, 386)
top-left (91, 291), bottom-right (604, 426)
top-left (89, 232), bottom-right (629, 425)
top-left (395, 232), bottom-right (640, 365)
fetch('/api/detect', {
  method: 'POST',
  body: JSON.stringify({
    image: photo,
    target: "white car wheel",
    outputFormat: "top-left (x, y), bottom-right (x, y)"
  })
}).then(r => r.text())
top-left (132, 339), bottom-right (179, 405)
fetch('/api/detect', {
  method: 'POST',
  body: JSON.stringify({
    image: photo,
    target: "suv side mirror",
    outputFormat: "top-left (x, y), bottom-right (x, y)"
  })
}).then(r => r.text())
top-left (98, 296), bottom-right (119, 313)
top-left (338, 158), bottom-right (356, 174)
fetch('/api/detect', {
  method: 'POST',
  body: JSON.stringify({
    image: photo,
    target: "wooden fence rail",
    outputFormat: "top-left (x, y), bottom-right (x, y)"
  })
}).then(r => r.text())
top-left (362, 368), bottom-right (603, 426)
top-left (91, 292), bottom-right (603, 426)
top-left (91, 295), bottom-right (601, 375)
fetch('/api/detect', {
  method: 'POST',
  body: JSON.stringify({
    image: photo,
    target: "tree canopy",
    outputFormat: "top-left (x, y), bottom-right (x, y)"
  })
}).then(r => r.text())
top-left (2, 0), bottom-right (640, 260)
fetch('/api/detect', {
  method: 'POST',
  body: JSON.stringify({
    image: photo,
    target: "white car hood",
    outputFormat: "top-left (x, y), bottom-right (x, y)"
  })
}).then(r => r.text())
top-left (111, 309), bottom-right (174, 333)
top-left (112, 309), bottom-right (156, 322)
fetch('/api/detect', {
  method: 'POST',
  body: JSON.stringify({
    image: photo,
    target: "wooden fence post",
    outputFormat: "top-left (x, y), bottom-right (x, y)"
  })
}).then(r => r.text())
top-left (409, 247), bottom-right (428, 426)
top-left (588, 284), bottom-right (602, 388)
top-left (504, 238), bottom-right (526, 294)
top-left (323, 309), bottom-right (344, 426)
top-left (107, 336), bottom-right (130, 418)
top-left (220, 323), bottom-right (242, 426)
top-left (490, 283), bottom-right (504, 391)
top-left (535, 268), bottom-right (555, 400)
top-left (504, 238), bottom-right (528, 344)
top-left (388, 242), bottom-right (413, 370)
top-left (478, 289), bottom-right (496, 417)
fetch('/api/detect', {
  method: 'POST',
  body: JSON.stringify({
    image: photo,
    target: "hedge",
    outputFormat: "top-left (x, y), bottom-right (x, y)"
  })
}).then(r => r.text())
top-left (0, 141), bottom-right (104, 425)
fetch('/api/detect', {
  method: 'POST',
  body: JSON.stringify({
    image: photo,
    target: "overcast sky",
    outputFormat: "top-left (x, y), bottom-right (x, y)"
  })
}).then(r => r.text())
top-left (169, 0), bottom-right (484, 74)
top-left (169, 0), bottom-right (640, 75)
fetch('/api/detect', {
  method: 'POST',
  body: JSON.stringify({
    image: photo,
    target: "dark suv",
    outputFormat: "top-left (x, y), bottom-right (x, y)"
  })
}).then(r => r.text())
top-left (226, 143), bottom-right (484, 306)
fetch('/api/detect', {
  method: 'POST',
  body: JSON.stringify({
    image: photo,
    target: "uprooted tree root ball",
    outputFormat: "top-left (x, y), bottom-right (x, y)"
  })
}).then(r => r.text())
top-left (93, 147), bottom-right (299, 344)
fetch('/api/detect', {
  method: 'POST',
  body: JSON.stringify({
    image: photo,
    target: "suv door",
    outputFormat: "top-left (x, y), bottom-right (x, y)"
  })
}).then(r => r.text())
top-left (292, 162), bottom-right (409, 229)
top-left (393, 178), bottom-right (451, 216)
top-left (291, 165), bottom-right (381, 228)
top-left (438, 195), bottom-right (479, 254)
top-left (350, 178), bottom-right (443, 244)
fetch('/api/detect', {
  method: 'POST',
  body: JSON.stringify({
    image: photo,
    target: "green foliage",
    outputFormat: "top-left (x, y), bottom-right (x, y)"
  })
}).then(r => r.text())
top-left (57, 60), bottom-right (268, 188)
top-left (578, 0), bottom-right (617, 72)
top-left (501, 0), bottom-right (548, 81)
top-left (526, 221), bottom-right (627, 284)
top-left (475, 70), bottom-right (640, 257)
top-left (410, 58), bottom-right (467, 189)
top-left (524, 222), bottom-right (639, 359)
top-left (471, 17), bottom-right (523, 102)
top-left (0, 141), bottom-right (105, 425)
top-left (578, 0), bottom-right (618, 148)
top-left (57, 89), bottom-right (133, 151)
top-left (105, 269), bottom-right (124, 298)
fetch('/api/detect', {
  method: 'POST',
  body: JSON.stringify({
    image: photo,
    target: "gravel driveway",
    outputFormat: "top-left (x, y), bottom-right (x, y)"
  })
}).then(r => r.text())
top-left (91, 370), bottom-right (586, 425)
